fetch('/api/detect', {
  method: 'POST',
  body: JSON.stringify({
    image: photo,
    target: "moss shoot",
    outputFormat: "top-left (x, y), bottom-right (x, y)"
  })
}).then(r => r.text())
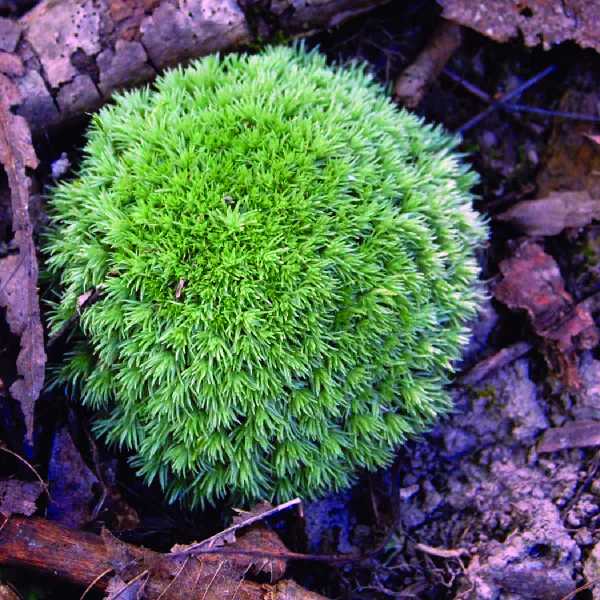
top-left (44, 46), bottom-right (487, 506)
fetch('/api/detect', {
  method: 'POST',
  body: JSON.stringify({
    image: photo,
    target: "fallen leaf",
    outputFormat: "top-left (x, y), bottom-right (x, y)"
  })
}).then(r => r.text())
top-left (536, 89), bottom-right (600, 199)
top-left (103, 529), bottom-right (254, 600)
top-left (0, 480), bottom-right (43, 517)
top-left (538, 420), bottom-right (600, 453)
top-left (0, 72), bottom-right (46, 444)
top-left (496, 191), bottom-right (600, 236)
top-left (233, 526), bottom-right (288, 582)
top-left (493, 240), bottom-right (599, 388)
top-left (105, 572), bottom-right (149, 600)
top-left (170, 500), bottom-right (298, 587)
top-left (47, 427), bottom-right (100, 528)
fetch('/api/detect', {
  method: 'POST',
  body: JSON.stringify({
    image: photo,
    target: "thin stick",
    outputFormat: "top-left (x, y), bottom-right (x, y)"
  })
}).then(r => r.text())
top-left (457, 65), bottom-right (556, 133)
top-left (79, 568), bottom-right (113, 600)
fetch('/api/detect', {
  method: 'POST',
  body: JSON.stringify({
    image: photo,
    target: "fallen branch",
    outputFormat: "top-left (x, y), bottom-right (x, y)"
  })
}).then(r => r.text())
top-left (0, 0), bottom-right (391, 135)
top-left (393, 20), bottom-right (462, 108)
top-left (0, 516), bottom-right (328, 600)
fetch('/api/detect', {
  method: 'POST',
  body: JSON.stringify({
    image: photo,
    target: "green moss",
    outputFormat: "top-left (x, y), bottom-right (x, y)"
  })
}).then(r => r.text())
top-left (44, 46), bottom-right (487, 506)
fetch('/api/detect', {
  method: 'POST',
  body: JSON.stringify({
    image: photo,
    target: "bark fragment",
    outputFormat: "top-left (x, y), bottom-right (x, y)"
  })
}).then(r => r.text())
top-left (2, 0), bottom-right (390, 134)
top-left (0, 72), bottom-right (45, 444)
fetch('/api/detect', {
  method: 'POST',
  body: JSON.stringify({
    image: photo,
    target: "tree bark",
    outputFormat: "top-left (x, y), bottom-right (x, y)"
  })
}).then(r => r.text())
top-left (0, 0), bottom-right (390, 135)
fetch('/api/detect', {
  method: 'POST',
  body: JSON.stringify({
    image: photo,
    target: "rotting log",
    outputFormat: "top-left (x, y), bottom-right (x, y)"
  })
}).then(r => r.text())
top-left (0, 0), bottom-right (391, 135)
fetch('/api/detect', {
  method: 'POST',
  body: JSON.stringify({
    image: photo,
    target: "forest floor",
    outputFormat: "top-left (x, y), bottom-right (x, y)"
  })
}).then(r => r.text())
top-left (3, 1), bottom-right (600, 599)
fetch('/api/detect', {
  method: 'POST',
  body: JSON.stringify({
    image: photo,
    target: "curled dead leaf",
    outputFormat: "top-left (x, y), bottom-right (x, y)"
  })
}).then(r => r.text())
top-left (493, 240), bottom-right (599, 388)
top-left (496, 191), bottom-right (600, 236)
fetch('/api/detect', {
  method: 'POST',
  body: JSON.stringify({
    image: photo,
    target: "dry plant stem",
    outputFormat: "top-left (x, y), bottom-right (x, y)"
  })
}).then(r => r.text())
top-left (393, 20), bottom-right (462, 109)
top-left (560, 575), bottom-right (600, 600)
top-left (0, 447), bottom-right (48, 494)
top-left (3, 0), bottom-right (390, 135)
top-left (0, 516), bottom-right (327, 600)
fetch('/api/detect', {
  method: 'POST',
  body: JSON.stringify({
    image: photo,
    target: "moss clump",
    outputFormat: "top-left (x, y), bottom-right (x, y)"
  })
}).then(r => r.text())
top-left (44, 46), bottom-right (487, 506)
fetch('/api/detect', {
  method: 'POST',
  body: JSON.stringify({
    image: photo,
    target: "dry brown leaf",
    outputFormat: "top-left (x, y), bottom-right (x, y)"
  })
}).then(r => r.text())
top-left (233, 526), bottom-right (288, 582)
top-left (493, 240), bottom-right (599, 388)
top-left (0, 480), bottom-right (43, 517)
top-left (0, 72), bottom-right (45, 444)
top-left (105, 572), bottom-right (149, 600)
top-left (438, 0), bottom-right (600, 52)
top-left (103, 529), bottom-right (256, 600)
top-left (496, 191), bottom-right (600, 236)
top-left (538, 420), bottom-right (600, 453)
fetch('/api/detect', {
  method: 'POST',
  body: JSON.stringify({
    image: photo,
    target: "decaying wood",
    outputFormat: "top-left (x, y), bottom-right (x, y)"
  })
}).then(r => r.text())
top-left (0, 516), bottom-right (328, 600)
top-left (0, 0), bottom-right (390, 135)
top-left (538, 420), bottom-right (600, 454)
top-left (393, 20), bottom-right (462, 109)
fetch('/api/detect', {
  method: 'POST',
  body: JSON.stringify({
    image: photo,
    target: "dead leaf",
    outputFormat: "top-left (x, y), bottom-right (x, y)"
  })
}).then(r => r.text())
top-left (538, 420), bottom-right (600, 453)
top-left (103, 529), bottom-right (253, 600)
top-left (438, 0), bottom-right (600, 52)
top-left (105, 572), bottom-right (149, 600)
top-left (233, 526), bottom-right (288, 582)
top-left (536, 89), bottom-right (600, 199)
top-left (0, 72), bottom-right (46, 444)
top-left (0, 480), bottom-right (43, 517)
top-left (47, 427), bottom-right (100, 528)
top-left (493, 240), bottom-right (599, 388)
top-left (496, 191), bottom-right (600, 236)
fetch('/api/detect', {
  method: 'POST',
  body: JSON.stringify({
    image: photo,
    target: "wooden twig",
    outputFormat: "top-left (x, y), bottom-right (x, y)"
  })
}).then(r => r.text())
top-left (393, 20), bottom-right (462, 109)
top-left (0, 516), bottom-right (328, 600)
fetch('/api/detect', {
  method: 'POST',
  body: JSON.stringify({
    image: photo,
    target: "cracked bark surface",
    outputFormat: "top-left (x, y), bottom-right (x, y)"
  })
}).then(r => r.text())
top-left (0, 0), bottom-right (390, 134)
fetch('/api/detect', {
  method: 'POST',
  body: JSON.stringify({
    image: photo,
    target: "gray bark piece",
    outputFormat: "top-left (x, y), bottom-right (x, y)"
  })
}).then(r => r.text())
top-left (55, 74), bottom-right (101, 119)
top-left (24, 0), bottom-right (103, 88)
top-left (140, 0), bottom-right (250, 70)
top-left (97, 40), bottom-right (155, 97)
top-left (15, 68), bottom-right (59, 129)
